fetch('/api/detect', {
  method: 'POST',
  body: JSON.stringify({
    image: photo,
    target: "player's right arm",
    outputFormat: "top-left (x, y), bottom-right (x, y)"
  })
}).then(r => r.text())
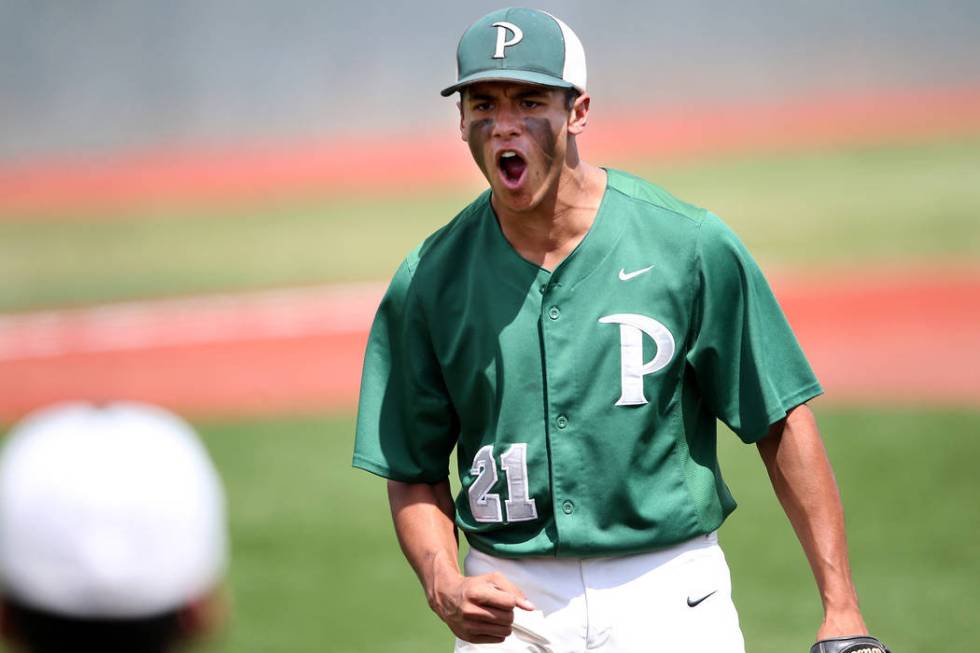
top-left (387, 479), bottom-right (534, 644)
top-left (352, 256), bottom-right (532, 644)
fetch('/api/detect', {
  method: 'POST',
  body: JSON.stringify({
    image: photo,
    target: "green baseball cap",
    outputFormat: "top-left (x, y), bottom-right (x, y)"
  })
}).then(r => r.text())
top-left (441, 7), bottom-right (587, 97)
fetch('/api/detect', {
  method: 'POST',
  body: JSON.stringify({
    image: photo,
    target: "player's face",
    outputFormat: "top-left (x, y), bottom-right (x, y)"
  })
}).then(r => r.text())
top-left (459, 82), bottom-right (574, 212)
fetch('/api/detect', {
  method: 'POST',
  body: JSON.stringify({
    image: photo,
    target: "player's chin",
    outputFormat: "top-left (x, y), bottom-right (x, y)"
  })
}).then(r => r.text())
top-left (490, 178), bottom-right (542, 212)
top-left (494, 193), bottom-right (534, 213)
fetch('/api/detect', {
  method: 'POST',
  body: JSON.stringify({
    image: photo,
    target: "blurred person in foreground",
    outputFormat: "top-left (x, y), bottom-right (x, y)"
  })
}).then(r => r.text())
top-left (0, 402), bottom-right (228, 653)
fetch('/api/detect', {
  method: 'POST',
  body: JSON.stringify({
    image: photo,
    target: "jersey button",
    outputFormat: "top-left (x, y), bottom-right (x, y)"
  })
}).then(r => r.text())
top-left (539, 284), bottom-right (547, 294)
top-left (561, 500), bottom-right (574, 514)
top-left (548, 306), bottom-right (560, 320)
top-left (556, 415), bottom-right (568, 429)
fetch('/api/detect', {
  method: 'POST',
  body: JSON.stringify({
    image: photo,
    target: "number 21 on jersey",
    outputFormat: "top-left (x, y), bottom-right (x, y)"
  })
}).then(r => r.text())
top-left (468, 443), bottom-right (538, 523)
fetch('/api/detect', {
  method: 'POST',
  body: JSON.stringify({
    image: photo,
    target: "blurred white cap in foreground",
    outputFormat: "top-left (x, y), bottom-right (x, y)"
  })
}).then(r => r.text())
top-left (0, 402), bottom-right (227, 618)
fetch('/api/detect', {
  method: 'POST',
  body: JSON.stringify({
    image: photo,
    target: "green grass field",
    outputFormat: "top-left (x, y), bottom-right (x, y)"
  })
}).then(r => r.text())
top-left (2, 133), bottom-right (978, 651)
top-left (2, 136), bottom-right (978, 311)
top-left (1, 407), bottom-right (974, 652)
top-left (180, 407), bottom-right (978, 653)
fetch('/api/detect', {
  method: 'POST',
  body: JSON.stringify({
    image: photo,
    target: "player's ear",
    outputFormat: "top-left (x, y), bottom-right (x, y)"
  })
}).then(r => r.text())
top-left (567, 92), bottom-right (590, 136)
top-left (458, 98), bottom-right (468, 142)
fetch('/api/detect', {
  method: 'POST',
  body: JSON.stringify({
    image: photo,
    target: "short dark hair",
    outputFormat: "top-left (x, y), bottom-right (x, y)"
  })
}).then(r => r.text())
top-left (3, 599), bottom-right (183, 653)
top-left (563, 88), bottom-right (581, 111)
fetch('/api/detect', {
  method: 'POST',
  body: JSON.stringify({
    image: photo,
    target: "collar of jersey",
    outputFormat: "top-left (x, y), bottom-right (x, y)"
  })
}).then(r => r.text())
top-left (482, 169), bottom-right (627, 294)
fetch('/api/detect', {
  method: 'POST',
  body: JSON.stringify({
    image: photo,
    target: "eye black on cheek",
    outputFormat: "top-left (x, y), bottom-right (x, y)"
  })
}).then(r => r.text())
top-left (468, 118), bottom-right (493, 140)
top-left (467, 119), bottom-right (494, 172)
top-left (523, 117), bottom-right (557, 160)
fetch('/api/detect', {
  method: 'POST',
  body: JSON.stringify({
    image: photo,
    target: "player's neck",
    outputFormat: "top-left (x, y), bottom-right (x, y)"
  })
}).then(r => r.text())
top-left (494, 161), bottom-right (606, 271)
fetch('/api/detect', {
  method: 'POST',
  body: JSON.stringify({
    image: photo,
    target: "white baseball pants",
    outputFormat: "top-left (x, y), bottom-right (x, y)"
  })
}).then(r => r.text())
top-left (454, 532), bottom-right (745, 653)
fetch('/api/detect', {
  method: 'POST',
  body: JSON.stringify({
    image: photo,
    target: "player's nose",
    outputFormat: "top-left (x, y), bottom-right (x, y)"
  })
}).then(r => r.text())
top-left (491, 102), bottom-right (522, 138)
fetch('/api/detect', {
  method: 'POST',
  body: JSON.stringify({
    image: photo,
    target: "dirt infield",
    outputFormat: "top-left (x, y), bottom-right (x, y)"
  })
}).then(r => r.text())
top-left (2, 267), bottom-right (977, 421)
top-left (775, 266), bottom-right (980, 407)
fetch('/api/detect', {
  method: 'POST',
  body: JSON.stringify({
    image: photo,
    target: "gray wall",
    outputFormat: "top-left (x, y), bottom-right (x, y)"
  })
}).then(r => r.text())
top-left (2, 0), bottom-right (979, 161)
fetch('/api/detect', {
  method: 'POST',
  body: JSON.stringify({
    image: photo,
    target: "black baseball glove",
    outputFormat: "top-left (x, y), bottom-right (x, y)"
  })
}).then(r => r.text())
top-left (810, 635), bottom-right (890, 653)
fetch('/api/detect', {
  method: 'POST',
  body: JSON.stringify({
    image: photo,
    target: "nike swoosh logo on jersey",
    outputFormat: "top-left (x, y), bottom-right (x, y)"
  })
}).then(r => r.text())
top-left (618, 265), bottom-right (655, 281)
top-left (686, 590), bottom-right (717, 607)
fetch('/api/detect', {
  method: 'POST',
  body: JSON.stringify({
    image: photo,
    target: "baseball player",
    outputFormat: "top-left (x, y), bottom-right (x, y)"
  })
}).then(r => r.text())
top-left (354, 7), bottom-right (888, 653)
top-left (0, 402), bottom-right (228, 653)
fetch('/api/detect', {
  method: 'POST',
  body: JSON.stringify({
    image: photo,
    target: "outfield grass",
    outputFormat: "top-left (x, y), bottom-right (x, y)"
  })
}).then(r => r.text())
top-left (140, 407), bottom-right (980, 653)
top-left (195, 412), bottom-right (451, 653)
top-left (2, 136), bottom-right (978, 312)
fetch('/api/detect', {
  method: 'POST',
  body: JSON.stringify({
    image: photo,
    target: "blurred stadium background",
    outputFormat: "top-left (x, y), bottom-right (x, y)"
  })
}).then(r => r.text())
top-left (1, 1), bottom-right (979, 651)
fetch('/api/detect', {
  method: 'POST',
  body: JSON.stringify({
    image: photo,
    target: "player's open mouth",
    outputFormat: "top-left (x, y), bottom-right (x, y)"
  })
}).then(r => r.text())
top-left (497, 150), bottom-right (527, 190)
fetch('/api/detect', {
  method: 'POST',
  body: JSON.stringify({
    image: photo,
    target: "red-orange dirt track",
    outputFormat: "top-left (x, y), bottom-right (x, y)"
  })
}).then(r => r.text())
top-left (2, 87), bottom-right (979, 420)
top-left (2, 87), bottom-right (980, 218)
top-left (1, 268), bottom-right (978, 422)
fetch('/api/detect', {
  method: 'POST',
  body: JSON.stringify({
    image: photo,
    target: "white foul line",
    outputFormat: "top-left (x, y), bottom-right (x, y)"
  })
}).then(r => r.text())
top-left (0, 282), bottom-right (387, 362)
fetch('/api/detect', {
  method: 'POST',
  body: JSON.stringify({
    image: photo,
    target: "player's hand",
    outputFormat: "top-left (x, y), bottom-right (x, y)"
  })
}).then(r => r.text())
top-left (429, 569), bottom-right (535, 644)
top-left (816, 609), bottom-right (868, 640)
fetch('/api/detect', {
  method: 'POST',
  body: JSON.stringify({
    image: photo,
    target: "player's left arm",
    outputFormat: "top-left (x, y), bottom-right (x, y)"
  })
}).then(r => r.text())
top-left (756, 403), bottom-right (868, 640)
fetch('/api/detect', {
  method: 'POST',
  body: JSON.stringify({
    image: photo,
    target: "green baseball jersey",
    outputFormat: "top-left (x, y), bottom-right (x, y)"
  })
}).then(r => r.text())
top-left (353, 169), bottom-right (821, 558)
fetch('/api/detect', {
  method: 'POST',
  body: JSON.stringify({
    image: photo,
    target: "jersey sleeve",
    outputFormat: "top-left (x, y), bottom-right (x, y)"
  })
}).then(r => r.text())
top-left (352, 256), bottom-right (459, 482)
top-left (686, 214), bottom-right (822, 443)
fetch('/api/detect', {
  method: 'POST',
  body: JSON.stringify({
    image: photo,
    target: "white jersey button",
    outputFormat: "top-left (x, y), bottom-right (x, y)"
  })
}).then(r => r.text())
top-left (561, 500), bottom-right (574, 514)
top-left (556, 415), bottom-right (568, 429)
top-left (548, 306), bottom-right (560, 320)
